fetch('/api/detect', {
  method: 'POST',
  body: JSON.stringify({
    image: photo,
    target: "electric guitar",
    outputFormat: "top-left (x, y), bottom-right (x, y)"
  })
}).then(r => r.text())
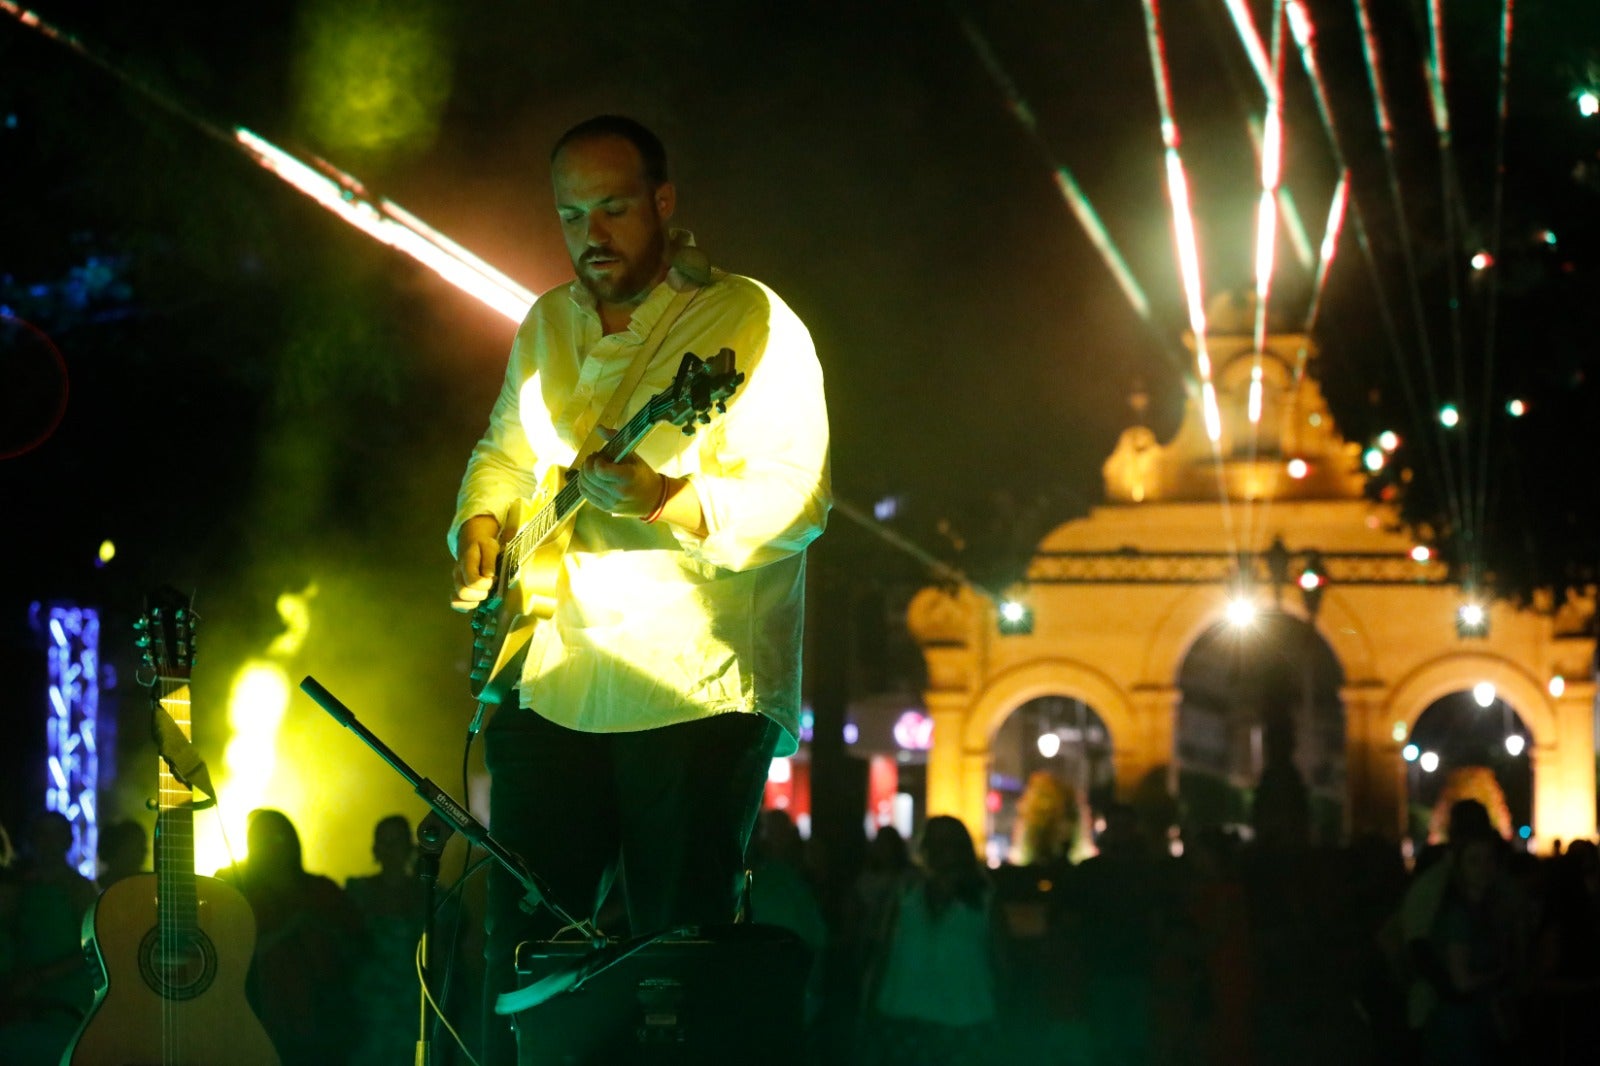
top-left (64, 588), bottom-right (281, 1066)
top-left (468, 349), bottom-right (743, 704)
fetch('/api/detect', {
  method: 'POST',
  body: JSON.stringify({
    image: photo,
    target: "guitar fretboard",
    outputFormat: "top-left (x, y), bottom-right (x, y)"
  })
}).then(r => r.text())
top-left (504, 392), bottom-right (666, 574)
top-left (155, 678), bottom-right (199, 945)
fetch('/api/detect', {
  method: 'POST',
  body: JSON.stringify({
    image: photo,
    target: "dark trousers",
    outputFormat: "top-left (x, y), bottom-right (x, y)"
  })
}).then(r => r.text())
top-left (480, 707), bottom-right (781, 1066)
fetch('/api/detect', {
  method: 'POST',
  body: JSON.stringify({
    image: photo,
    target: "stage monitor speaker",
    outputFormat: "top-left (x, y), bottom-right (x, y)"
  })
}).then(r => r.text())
top-left (513, 923), bottom-right (808, 1065)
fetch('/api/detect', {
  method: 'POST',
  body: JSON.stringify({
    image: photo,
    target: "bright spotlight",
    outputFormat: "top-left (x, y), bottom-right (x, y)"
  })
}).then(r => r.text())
top-left (998, 599), bottom-right (1033, 635)
top-left (1473, 681), bottom-right (1497, 708)
top-left (1439, 405), bottom-right (1461, 428)
top-left (1363, 448), bottom-right (1385, 472)
top-left (1402, 743), bottom-right (1420, 763)
top-left (1549, 675), bottom-right (1566, 698)
top-left (1504, 734), bottom-right (1526, 757)
top-left (1037, 732), bottom-right (1062, 758)
top-left (1580, 90), bottom-right (1599, 117)
top-left (1377, 430), bottom-right (1400, 452)
top-left (1506, 398), bottom-right (1526, 418)
top-left (768, 756), bottom-right (792, 784)
top-left (1470, 251), bottom-right (1494, 271)
top-left (1419, 751), bottom-right (1440, 773)
top-left (96, 539), bottom-right (116, 565)
top-left (1411, 545), bottom-right (1432, 563)
top-left (1286, 458), bottom-right (1309, 480)
top-left (1392, 721), bottom-right (1408, 743)
top-left (1456, 601), bottom-right (1488, 638)
top-left (1226, 596), bottom-right (1258, 628)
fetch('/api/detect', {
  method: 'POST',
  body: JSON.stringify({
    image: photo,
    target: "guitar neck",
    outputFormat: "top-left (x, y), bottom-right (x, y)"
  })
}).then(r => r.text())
top-left (507, 399), bottom-right (662, 565)
top-left (155, 678), bottom-right (199, 938)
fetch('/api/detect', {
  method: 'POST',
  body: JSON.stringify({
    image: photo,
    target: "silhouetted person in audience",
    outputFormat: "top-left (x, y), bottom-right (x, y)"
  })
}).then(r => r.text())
top-left (749, 810), bottom-right (827, 1034)
top-left (835, 826), bottom-right (911, 1060)
top-left (1407, 802), bottom-right (1522, 1065)
top-left (345, 814), bottom-right (428, 1066)
top-left (0, 811), bottom-right (98, 1066)
top-left (861, 815), bottom-right (1001, 1066)
top-left (1529, 838), bottom-right (1600, 1062)
top-left (218, 808), bottom-right (362, 1065)
top-left (96, 818), bottom-right (148, 885)
top-left (1065, 802), bottom-right (1166, 1065)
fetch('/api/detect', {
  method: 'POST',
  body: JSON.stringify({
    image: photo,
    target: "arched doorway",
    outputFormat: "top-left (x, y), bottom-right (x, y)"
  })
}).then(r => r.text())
top-left (986, 695), bottom-right (1114, 865)
top-left (1176, 612), bottom-right (1346, 842)
top-left (1404, 689), bottom-right (1534, 845)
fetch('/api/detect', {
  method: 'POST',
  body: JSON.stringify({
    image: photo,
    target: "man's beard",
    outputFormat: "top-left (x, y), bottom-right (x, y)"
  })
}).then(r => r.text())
top-left (577, 227), bottom-right (668, 305)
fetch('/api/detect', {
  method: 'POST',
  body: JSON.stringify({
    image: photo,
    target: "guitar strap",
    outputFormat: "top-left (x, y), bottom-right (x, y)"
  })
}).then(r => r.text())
top-left (570, 280), bottom-right (703, 467)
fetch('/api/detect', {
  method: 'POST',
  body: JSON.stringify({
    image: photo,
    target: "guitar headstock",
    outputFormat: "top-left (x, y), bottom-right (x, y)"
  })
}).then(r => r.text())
top-left (135, 586), bottom-right (197, 682)
top-left (652, 349), bottom-right (745, 435)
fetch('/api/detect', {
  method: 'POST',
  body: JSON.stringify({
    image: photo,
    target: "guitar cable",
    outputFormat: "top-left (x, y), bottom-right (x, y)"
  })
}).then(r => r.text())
top-left (419, 728), bottom-right (481, 1055)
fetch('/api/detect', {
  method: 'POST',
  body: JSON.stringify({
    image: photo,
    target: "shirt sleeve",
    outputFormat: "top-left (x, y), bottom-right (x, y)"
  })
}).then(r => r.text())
top-left (668, 279), bottom-right (832, 572)
top-left (448, 315), bottom-right (543, 559)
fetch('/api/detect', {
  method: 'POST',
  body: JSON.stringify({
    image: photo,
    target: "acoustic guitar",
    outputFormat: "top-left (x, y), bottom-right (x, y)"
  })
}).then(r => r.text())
top-left (467, 349), bottom-right (743, 705)
top-left (64, 588), bottom-right (281, 1066)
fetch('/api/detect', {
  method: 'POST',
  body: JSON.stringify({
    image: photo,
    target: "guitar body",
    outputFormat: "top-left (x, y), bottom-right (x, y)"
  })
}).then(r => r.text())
top-left (66, 873), bottom-right (281, 1066)
top-left (470, 474), bottom-right (572, 705)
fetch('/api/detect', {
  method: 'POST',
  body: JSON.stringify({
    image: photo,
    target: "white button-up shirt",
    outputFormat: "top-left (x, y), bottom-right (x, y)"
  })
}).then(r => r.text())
top-left (451, 264), bottom-right (831, 755)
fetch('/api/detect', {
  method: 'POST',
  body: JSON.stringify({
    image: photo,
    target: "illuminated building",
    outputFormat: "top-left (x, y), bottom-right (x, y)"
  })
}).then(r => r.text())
top-left (908, 299), bottom-right (1596, 853)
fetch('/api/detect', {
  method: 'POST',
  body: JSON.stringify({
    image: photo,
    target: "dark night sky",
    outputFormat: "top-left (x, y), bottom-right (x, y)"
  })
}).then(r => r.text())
top-left (1, 0), bottom-right (1595, 869)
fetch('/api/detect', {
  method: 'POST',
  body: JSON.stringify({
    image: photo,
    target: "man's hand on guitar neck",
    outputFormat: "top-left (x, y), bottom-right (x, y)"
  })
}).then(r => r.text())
top-left (452, 514), bottom-right (501, 612)
top-left (580, 432), bottom-right (708, 537)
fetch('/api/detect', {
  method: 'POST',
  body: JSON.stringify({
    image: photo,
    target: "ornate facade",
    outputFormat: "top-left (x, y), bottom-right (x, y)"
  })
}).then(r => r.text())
top-left (909, 310), bottom-right (1596, 852)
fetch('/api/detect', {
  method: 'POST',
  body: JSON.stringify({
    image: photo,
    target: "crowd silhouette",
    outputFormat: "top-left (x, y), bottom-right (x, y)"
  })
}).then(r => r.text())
top-left (1, 791), bottom-right (1597, 1065)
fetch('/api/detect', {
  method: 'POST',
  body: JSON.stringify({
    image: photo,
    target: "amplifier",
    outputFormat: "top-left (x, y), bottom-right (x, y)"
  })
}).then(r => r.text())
top-left (512, 923), bottom-right (808, 1065)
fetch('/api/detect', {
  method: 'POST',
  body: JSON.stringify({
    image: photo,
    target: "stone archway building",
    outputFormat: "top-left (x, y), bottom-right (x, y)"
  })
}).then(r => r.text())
top-left (909, 312), bottom-right (1596, 852)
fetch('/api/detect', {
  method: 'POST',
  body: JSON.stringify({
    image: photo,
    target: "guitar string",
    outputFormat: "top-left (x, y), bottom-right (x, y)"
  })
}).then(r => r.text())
top-left (502, 395), bottom-right (665, 567)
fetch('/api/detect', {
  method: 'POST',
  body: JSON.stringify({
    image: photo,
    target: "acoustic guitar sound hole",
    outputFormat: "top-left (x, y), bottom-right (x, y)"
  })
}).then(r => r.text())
top-left (137, 926), bottom-right (219, 1000)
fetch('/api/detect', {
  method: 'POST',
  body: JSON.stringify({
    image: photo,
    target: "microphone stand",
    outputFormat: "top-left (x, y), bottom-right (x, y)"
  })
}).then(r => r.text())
top-left (414, 810), bottom-right (451, 1066)
top-left (297, 676), bottom-right (591, 1059)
